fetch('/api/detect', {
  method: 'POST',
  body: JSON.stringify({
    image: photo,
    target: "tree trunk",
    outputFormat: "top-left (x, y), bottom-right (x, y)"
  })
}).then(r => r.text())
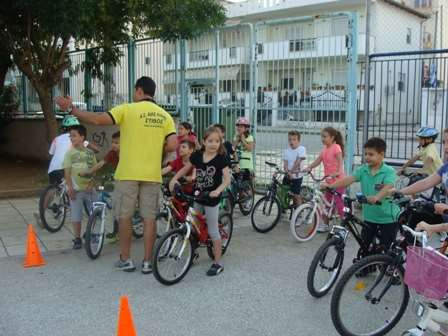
top-left (35, 85), bottom-right (58, 143)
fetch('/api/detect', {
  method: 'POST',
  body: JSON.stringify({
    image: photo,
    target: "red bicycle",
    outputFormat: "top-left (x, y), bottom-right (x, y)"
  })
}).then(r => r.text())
top-left (152, 186), bottom-right (234, 286)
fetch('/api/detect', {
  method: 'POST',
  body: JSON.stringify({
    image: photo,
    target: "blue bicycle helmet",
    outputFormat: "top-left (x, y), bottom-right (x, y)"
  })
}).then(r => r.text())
top-left (416, 127), bottom-right (439, 139)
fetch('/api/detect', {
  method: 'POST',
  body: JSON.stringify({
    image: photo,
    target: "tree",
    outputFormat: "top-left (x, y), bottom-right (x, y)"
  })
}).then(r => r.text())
top-left (0, 0), bottom-right (226, 141)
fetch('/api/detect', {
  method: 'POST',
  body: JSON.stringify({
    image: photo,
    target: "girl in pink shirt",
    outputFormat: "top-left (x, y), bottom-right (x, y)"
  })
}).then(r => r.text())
top-left (304, 127), bottom-right (345, 232)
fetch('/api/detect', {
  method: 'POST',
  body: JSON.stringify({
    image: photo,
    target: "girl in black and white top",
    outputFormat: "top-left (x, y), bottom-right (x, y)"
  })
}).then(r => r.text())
top-left (170, 126), bottom-right (231, 276)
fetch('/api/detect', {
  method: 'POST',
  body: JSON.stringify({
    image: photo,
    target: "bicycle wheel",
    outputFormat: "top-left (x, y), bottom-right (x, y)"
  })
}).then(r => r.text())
top-left (331, 254), bottom-right (409, 336)
top-left (289, 203), bottom-right (319, 242)
top-left (207, 213), bottom-right (234, 259)
top-left (132, 213), bottom-right (143, 239)
top-left (220, 193), bottom-right (234, 216)
top-left (152, 227), bottom-right (193, 286)
top-left (85, 207), bottom-right (105, 259)
top-left (251, 196), bottom-right (282, 233)
top-left (39, 185), bottom-right (67, 233)
top-left (307, 236), bottom-right (344, 298)
top-left (238, 181), bottom-right (255, 216)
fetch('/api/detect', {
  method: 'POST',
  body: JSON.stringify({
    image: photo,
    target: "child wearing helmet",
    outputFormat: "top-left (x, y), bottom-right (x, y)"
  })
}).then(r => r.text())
top-left (47, 116), bottom-right (98, 185)
top-left (233, 117), bottom-right (255, 176)
top-left (398, 127), bottom-right (443, 179)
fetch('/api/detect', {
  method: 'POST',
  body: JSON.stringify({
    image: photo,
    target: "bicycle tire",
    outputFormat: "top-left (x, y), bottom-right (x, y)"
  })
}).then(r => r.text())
top-left (132, 213), bottom-right (144, 239)
top-left (251, 196), bottom-right (282, 233)
top-left (289, 203), bottom-right (319, 242)
top-left (207, 213), bottom-right (234, 260)
top-left (220, 193), bottom-right (234, 216)
top-left (331, 254), bottom-right (409, 336)
top-left (152, 227), bottom-right (193, 286)
top-left (307, 236), bottom-right (344, 298)
top-left (85, 207), bottom-right (105, 260)
top-left (238, 181), bottom-right (255, 216)
top-left (156, 211), bottom-right (172, 238)
top-left (39, 184), bottom-right (67, 233)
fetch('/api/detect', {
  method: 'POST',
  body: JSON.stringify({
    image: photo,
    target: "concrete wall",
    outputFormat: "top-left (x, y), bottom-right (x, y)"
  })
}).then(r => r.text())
top-left (0, 119), bottom-right (118, 162)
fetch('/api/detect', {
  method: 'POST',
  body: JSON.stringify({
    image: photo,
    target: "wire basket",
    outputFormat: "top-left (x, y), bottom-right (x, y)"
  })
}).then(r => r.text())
top-left (405, 246), bottom-right (448, 300)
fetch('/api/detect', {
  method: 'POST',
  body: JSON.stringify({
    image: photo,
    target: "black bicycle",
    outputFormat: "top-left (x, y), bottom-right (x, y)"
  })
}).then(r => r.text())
top-left (221, 160), bottom-right (255, 216)
top-left (330, 195), bottom-right (438, 336)
top-left (307, 192), bottom-right (384, 298)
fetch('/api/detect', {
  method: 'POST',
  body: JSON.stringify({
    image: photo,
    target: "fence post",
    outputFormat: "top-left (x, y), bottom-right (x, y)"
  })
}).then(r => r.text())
top-left (213, 30), bottom-right (220, 124)
top-left (127, 39), bottom-right (136, 103)
top-left (345, 12), bottom-right (359, 175)
top-left (179, 39), bottom-right (188, 121)
top-left (362, 0), bottom-right (372, 160)
top-left (21, 73), bottom-right (28, 114)
top-left (84, 49), bottom-right (93, 111)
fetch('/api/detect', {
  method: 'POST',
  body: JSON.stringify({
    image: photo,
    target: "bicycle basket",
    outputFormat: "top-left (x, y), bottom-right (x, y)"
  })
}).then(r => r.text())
top-left (405, 246), bottom-right (448, 300)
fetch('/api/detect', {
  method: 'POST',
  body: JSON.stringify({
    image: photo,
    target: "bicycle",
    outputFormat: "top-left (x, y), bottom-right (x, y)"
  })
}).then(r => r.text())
top-left (307, 192), bottom-right (383, 298)
top-left (289, 172), bottom-right (339, 242)
top-left (152, 186), bottom-right (233, 286)
top-left (84, 181), bottom-right (143, 259)
top-left (329, 196), bottom-right (439, 336)
top-left (224, 162), bottom-right (255, 216)
top-left (401, 227), bottom-right (448, 336)
top-left (250, 161), bottom-right (312, 233)
top-left (396, 169), bottom-right (445, 202)
top-left (38, 180), bottom-right (90, 233)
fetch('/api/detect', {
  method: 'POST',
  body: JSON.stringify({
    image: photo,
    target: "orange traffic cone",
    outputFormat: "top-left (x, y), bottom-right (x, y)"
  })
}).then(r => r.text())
top-left (23, 224), bottom-right (46, 268)
top-left (117, 296), bottom-right (137, 336)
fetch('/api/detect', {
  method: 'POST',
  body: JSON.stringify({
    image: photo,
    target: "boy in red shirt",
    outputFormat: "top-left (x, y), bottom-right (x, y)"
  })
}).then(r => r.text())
top-left (81, 131), bottom-right (120, 175)
top-left (163, 140), bottom-right (195, 193)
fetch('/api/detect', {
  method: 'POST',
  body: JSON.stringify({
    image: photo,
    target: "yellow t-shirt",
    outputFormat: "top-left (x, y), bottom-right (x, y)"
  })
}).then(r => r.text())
top-left (419, 143), bottom-right (443, 175)
top-left (109, 101), bottom-right (176, 183)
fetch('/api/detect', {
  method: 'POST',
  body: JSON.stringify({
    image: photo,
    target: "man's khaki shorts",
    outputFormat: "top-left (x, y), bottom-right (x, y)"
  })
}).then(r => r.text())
top-left (114, 181), bottom-right (160, 221)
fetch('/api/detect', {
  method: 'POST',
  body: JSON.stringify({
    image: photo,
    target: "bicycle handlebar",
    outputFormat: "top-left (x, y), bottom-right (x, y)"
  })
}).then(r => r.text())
top-left (173, 184), bottom-right (210, 203)
top-left (402, 225), bottom-right (428, 246)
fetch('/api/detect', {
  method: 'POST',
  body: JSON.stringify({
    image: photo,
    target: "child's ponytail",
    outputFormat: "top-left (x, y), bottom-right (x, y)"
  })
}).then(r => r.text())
top-left (323, 127), bottom-right (345, 157)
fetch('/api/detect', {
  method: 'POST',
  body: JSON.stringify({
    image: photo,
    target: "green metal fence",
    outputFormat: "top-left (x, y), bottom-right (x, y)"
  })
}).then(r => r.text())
top-left (13, 12), bottom-right (360, 188)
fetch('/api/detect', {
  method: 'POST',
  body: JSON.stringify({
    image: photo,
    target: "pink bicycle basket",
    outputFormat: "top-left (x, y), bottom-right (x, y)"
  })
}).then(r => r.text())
top-left (405, 246), bottom-right (448, 300)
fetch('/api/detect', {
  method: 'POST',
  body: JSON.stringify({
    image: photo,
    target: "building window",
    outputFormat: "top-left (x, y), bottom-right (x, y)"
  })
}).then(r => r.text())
top-left (190, 50), bottom-right (209, 62)
top-left (229, 47), bottom-right (237, 59)
top-left (256, 43), bottom-right (264, 55)
top-left (145, 57), bottom-right (151, 65)
top-left (289, 38), bottom-right (316, 52)
top-left (398, 72), bottom-right (406, 92)
top-left (282, 78), bottom-right (294, 90)
top-left (241, 79), bottom-right (250, 92)
top-left (166, 54), bottom-right (172, 65)
top-left (220, 80), bottom-right (232, 93)
top-left (406, 28), bottom-right (412, 44)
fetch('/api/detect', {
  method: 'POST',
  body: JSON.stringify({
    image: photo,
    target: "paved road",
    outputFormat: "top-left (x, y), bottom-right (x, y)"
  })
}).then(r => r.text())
top-left (0, 206), bottom-right (428, 336)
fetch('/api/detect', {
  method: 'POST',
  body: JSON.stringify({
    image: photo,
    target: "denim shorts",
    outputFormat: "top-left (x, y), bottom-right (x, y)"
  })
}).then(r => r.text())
top-left (70, 190), bottom-right (97, 223)
top-left (290, 178), bottom-right (303, 195)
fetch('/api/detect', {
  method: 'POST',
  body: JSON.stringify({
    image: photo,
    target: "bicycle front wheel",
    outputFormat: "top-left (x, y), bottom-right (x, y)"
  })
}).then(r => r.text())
top-left (152, 227), bottom-right (193, 286)
top-left (85, 207), bottom-right (105, 259)
top-left (39, 185), bottom-right (67, 233)
top-left (307, 236), bottom-right (344, 298)
top-left (238, 181), bottom-right (255, 216)
top-left (331, 254), bottom-right (409, 336)
top-left (290, 203), bottom-right (319, 242)
top-left (251, 196), bottom-right (282, 233)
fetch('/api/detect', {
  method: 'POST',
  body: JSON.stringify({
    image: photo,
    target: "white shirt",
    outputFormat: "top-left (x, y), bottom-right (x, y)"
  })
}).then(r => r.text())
top-left (283, 145), bottom-right (307, 178)
top-left (48, 133), bottom-right (89, 173)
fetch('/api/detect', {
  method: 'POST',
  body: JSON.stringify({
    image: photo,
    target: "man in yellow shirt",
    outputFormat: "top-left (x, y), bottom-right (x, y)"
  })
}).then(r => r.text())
top-left (56, 77), bottom-right (177, 273)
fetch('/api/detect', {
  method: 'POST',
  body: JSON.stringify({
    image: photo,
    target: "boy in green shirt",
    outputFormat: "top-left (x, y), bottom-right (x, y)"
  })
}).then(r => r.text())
top-left (63, 125), bottom-right (97, 249)
top-left (322, 137), bottom-right (400, 250)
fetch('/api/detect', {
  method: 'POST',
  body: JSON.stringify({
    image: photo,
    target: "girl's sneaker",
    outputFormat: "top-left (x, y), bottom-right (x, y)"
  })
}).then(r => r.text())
top-left (141, 261), bottom-right (152, 274)
top-left (317, 224), bottom-right (330, 233)
top-left (206, 263), bottom-right (224, 276)
top-left (114, 258), bottom-right (136, 272)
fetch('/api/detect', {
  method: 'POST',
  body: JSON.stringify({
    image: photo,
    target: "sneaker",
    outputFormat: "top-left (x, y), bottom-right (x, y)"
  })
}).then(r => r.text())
top-left (141, 261), bottom-right (152, 274)
top-left (441, 232), bottom-right (448, 242)
top-left (72, 237), bottom-right (82, 250)
top-left (206, 263), bottom-right (224, 276)
top-left (317, 224), bottom-right (330, 233)
top-left (114, 258), bottom-right (136, 272)
top-left (106, 232), bottom-right (119, 243)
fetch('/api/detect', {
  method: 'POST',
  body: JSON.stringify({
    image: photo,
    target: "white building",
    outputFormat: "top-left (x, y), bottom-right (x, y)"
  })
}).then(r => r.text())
top-left (159, 0), bottom-right (427, 127)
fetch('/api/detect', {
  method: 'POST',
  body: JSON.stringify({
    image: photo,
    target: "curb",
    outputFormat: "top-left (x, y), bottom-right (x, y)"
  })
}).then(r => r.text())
top-left (0, 188), bottom-right (42, 200)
